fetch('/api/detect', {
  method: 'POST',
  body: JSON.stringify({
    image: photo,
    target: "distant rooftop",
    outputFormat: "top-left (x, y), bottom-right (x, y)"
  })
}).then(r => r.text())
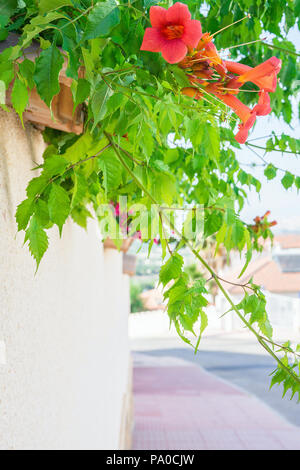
top-left (274, 234), bottom-right (300, 250)
top-left (222, 255), bottom-right (300, 295)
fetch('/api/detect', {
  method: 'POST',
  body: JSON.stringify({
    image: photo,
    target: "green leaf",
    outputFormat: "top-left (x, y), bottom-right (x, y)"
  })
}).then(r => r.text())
top-left (11, 79), bottom-right (29, 127)
top-left (48, 183), bottom-right (70, 234)
top-left (34, 199), bottom-right (50, 227)
top-left (26, 175), bottom-right (48, 199)
top-left (19, 59), bottom-right (35, 89)
top-left (159, 253), bottom-right (183, 287)
top-left (0, 0), bottom-right (18, 16)
top-left (83, 1), bottom-right (120, 41)
top-left (264, 164), bottom-right (277, 180)
top-left (71, 205), bottom-right (92, 229)
top-left (43, 154), bottom-right (69, 177)
top-left (205, 210), bottom-right (223, 237)
top-left (34, 45), bottom-right (64, 107)
top-left (39, 0), bottom-right (73, 14)
top-left (71, 172), bottom-right (88, 208)
top-left (24, 215), bottom-right (49, 269)
top-left (281, 172), bottom-right (294, 190)
top-left (15, 198), bottom-right (34, 231)
top-left (195, 310), bottom-right (208, 352)
top-left (98, 148), bottom-right (123, 191)
top-left (72, 78), bottom-right (90, 111)
top-left (91, 82), bottom-right (113, 130)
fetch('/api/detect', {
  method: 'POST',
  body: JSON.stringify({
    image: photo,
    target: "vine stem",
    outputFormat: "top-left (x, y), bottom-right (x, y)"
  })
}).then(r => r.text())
top-left (262, 42), bottom-right (300, 57)
top-left (105, 131), bottom-right (300, 385)
top-left (246, 142), bottom-right (300, 156)
top-left (34, 143), bottom-right (112, 202)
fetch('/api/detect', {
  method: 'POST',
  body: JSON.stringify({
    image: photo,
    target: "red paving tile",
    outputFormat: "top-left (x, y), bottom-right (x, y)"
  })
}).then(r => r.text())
top-left (132, 354), bottom-right (300, 450)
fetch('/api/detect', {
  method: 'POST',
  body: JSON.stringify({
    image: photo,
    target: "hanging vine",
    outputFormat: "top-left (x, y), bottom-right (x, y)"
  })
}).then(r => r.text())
top-left (1, 0), bottom-right (300, 400)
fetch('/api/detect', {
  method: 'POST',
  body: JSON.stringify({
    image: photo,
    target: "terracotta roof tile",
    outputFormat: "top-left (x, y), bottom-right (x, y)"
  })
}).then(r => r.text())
top-left (223, 256), bottom-right (300, 295)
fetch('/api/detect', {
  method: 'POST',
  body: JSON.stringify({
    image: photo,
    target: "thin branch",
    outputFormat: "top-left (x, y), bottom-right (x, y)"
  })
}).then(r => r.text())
top-left (262, 42), bottom-right (300, 57)
top-left (246, 142), bottom-right (300, 156)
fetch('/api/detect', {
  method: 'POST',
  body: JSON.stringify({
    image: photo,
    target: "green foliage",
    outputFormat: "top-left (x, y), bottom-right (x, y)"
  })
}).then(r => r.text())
top-left (83, 0), bottom-right (120, 40)
top-left (24, 215), bottom-right (49, 269)
top-left (1, 0), bottom-right (300, 401)
top-left (34, 45), bottom-right (64, 107)
top-left (159, 254), bottom-right (184, 287)
top-left (48, 183), bottom-right (71, 235)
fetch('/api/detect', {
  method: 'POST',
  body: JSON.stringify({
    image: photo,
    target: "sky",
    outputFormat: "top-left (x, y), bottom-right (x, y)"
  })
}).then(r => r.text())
top-left (238, 27), bottom-right (300, 233)
top-left (238, 111), bottom-right (300, 233)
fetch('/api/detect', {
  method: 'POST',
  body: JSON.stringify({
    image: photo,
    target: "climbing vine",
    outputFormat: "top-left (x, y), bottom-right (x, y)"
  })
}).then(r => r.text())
top-left (1, 0), bottom-right (300, 400)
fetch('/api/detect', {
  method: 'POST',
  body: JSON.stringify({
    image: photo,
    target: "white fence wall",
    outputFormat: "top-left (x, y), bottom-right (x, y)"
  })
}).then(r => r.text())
top-left (0, 109), bottom-right (130, 450)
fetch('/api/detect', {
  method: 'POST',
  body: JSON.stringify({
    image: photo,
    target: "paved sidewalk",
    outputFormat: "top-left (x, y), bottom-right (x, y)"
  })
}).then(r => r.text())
top-left (132, 353), bottom-right (300, 450)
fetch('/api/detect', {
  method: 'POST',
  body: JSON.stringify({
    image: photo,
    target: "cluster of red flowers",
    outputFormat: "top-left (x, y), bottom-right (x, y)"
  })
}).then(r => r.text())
top-left (250, 211), bottom-right (277, 233)
top-left (140, 2), bottom-right (281, 144)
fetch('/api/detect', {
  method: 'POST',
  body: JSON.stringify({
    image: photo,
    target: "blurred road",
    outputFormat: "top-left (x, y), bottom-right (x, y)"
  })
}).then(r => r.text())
top-left (131, 331), bottom-right (300, 428)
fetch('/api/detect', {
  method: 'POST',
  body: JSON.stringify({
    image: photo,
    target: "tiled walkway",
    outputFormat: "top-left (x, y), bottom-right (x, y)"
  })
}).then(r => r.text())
top-left (132, 353), bottom-right (300, 450)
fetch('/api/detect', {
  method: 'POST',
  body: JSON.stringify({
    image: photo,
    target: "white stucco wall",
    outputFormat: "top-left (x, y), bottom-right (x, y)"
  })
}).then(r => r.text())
top-left (0, 110), bottom-right (130, 450)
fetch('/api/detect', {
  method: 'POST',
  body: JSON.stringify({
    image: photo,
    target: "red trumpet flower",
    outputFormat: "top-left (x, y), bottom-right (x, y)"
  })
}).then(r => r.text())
top-left (234, 113), bottom-right (257, 144)
top-left (215, 94), bottom-right (257, 143)
top-left (224, 57), bottom-right (281, 92)
top-left (253, 90), bottom-right (271, 116)
top-left (140, 2), bottom-right (202, 64)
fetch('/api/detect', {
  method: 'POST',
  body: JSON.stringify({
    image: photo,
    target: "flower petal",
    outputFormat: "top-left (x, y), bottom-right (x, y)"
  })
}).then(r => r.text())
top-left (181, 19), bottom-right (202, 48)
top-left (166, 2), bottom-right (191, 25)
top-left (238, 57), bottom-right (282, 92)
top-left (140, 27), bottom-right (166, 52)
top-left (224, 61), bottom-right (251, 75)
top-left (217, 94), bottom-right (252, 123)
top-left (161, 39), bottom-right (187, 63)
top-left (149, 6), bottom-right (167, 28)
top-left (253, 91), bottom-right (272, 116)
top-left (235, 113), bottom-right (256, 144)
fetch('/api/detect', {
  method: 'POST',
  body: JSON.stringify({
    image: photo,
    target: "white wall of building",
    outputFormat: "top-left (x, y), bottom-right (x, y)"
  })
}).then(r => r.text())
top-left (0, 110), bottom-right (130, 449)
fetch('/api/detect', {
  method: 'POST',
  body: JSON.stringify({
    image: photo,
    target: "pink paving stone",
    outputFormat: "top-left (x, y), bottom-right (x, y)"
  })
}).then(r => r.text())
top-left (132, 355), bottom-right (300, 450)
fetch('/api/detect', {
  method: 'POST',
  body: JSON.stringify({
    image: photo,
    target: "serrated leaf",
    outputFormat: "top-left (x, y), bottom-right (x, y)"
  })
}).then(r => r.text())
top-left (195, 310), bottom-right (208, 353)
top-left (19, 59), bottom-right (35, 89)
top-left (72, 78), bottom-right (90, 111)
top-left (48, 183), bottom-right (70, 234)
top-left (205, 210), bottom-right (223, 237)
top-left (71, 172), bottom-right (88, 208)
top-left (11, 79), bottom-right (29, 126)
top-left (15, 198), bottom-right (34, 231)
top-left (83, 1), bottom-right (120, 41)
top-left (159, 253), bottom-right (183, 287)
top-left (98, 148), bottom-right (122, 191)
top-left (91, 82), bottom-right (113, 130)
top-left (43, 154), bottom-right (69, 177)
top-left (34, 45), bottom-right (64, 107)
top-left (264, 164), bottom-right (277, 180)
top-left (71, 205), bottom-right (92, 229)
top-left (34, 199), bottom-right (50, 227)
top-left (25, 215), bottom-right (49, 269)
top-left (26, 175), bottom-right (48, 198)
top-left (281, 172), bottom-right (294, 189)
